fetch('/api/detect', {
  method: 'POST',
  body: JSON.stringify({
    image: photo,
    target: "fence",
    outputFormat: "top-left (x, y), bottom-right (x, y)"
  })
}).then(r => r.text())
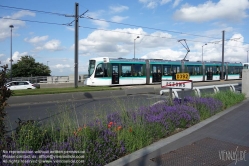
top-left (10, 75), bottom-right (89, 84)
top-left (160, 83), bottom-right (240, 98)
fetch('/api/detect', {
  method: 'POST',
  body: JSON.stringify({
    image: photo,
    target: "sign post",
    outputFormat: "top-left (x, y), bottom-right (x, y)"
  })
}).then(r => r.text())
top-left (161, 73), bottom-right (192, 103)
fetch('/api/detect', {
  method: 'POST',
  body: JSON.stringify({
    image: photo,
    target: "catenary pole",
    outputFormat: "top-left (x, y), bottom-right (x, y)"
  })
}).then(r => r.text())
top-left (74, 3), bottom-right (79, 88)
top-left (221, 30), bottom-right (225, 80)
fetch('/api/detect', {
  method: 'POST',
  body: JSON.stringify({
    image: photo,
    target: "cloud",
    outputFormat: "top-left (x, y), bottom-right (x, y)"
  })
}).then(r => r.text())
top-left (161, 0), bottom-right (171, 5)
top-left (3, 51), bottom-right (28, 65)
top-left (43, 40), bottom-right (63, 51)
top-left (35, 39), bottom-right (63, 51)
top-left (76, 28), bottom-right (174, 58)
top-left (109, 5), bottom-right (129, 13)
top-left (66, 27), bottom-right (74, 31)
top-left (111, 16), bottom-right (129, 22)
top-left (12, 10), bottom-right (35, 19)
top-left (139, 0), bottom-right (175, 9)
top-left (140, 33), bottom-right (249, 63)
top-left (173, 0), bottom-right (182, 8)
top-left (51, 64), bottom-right (71, 72)
top-left (141, 49), bottom-right (183, 59)
top-left (147, 2), bottom-right (158, 9)
top-left (0, 10), bottom-right (35, 41)
top-left (174, 0), bottom-right (249, 22)
top-left (24, 36), bottom-right (49, 44)
top-left (87, 11), bottom-right (110, 28)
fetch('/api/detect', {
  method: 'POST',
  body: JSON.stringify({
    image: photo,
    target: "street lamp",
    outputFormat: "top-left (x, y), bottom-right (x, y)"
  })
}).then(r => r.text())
top-left (9, 25), bottom-right (14, 81)
top-left (134, 36), bottom-right (139, 59)
top-left (202, 43), bottom-right (207, 63)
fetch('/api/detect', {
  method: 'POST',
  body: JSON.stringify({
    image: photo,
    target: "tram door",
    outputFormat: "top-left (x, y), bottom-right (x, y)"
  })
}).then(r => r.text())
top-left (112, 64), bottom-right (119, 84)
top-left (152, 65), bottom-right (162, 82)
top-left (206, 66), bottom-right (213, 80)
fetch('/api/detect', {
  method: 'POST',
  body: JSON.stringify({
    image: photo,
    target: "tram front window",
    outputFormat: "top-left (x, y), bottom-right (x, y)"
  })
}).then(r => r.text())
top-left (88, 60), bottom-right (95, 77)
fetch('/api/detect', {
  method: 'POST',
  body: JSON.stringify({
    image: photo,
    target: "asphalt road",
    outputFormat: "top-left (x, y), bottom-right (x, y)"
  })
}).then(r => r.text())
top-left (4, 84), bottom-right (240, 134)
top-left (5, 94), bottom-right (165, 134)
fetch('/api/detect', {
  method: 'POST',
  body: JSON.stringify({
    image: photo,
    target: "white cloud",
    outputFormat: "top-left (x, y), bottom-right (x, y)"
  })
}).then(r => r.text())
top-left (161, 0), bottom-right (171, 5)
top-left (141, 49), bottom-right (183, 60)
top-left (51, 64), bottom-right (71, 72)
top-left (66, 27), bottom-right (74, 31)
top-left (173, 0), bottom-right (182, 8)
top-left (138, 33), bottom-right (249, 63)
top-left (76, 28), bottom-right (174, 58)
top-left (139, 0), bottom-right (176, 8)
top-left (147, 2), bottom-right (158, 9)
top-left (87, 11), bottom-right (110, 28)
top-left (174, 0), bottom-right (249, 22)
top-left (54, 64), bottom-right (70, 69)
top-left (24, 36), bottom-right (49, 44)
top-left (111, 16), bottom-right (129, 22)
top-left (35, 39), bottom-right (63, 51)
top-left (4, 51), bottom-right (28, 65)
top-left (109, 5), bottom-right (129, 13)
top-left (0, 10), bottom-right (35, 41)
top-left (92, 19), bottom-right (109, 28)
top-left (12, 10), bottom-right (35, 19)
top-left (43, 40), bottom-right (62, 51)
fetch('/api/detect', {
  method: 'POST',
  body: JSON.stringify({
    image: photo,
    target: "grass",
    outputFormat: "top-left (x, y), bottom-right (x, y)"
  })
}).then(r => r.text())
top-left (0, 90), bottom-right (246, 166)
top-left (11, 86), bottom-right (120, 96)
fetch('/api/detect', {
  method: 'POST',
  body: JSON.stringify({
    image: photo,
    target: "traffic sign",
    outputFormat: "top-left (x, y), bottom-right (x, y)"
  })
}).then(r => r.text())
top-left (161, 80), bottom-right (193, 89)
top-left (176, 73), bottom-right (190, 80)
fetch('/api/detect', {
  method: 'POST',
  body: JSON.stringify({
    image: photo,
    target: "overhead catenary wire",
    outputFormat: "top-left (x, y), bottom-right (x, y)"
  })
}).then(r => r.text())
top-left (1, 16), bottom-right (247, 49)
top-left (2, 4), bottom-right (246, 44)
top-left (0, 5), bottom-right (67, 16)
top-left (0, 17), bottom-right (71, 26)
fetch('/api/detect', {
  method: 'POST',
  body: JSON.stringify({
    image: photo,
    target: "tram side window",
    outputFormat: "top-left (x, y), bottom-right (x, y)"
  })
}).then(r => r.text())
top-left (228, 66), bottom-right (234, 74)
top-left (212, 66), bottom-right (219, 75)
top-left (215, 66), bottom-right (220, 75)
top-left (172, 65), bottom-right (180, 74)
top-left (233, 66), bottom-right (241, 74)
top-left (194, 66), bottom-right (202, 75)
top-left (95, 63), bottom-right (108, 77)
top-left (121, 65), bottom-right (132, 77)
top-left (133, 64), bottom-right (143, 76)
top-left (206, 66), bottom-right (213, 73)
top-left (186, 66), bottom-right (194, 75)
top-left (163, 65), bottom-right (171, 76)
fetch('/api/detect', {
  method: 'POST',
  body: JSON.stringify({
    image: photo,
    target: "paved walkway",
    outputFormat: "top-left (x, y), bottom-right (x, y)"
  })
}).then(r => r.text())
top-left (107, 98), bottom-right (249, 166)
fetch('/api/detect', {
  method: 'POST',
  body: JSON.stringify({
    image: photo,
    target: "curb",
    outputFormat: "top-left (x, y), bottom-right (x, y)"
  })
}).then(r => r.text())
top-left (105, 98), bottom-right (249, 166)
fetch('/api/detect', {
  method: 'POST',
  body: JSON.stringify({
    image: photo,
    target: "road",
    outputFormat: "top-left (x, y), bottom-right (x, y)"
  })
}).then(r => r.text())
top-left (5, 94), bottom-right (165, 134)
top-left (4, 81), bottom-right (241, 134)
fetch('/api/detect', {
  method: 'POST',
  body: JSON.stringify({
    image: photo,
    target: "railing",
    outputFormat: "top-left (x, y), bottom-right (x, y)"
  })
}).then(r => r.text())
top-left (10, 75), bottom-right (89, 84)
top-left (160, 83), bottom-right (240, 98)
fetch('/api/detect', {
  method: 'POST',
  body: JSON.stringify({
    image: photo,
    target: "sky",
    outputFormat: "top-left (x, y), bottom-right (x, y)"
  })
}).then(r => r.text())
top-left (0, 0), bottom-right (249, 76)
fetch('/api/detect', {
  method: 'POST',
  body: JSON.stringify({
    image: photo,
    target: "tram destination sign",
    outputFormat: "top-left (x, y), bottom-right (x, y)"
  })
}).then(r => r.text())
top-left (176, 73), bottom-right (190, 80)
top-left (161, 80), bottom-right (193, 89)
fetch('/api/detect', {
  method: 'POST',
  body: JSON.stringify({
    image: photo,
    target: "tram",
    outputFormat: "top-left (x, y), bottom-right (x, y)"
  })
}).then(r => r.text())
top-left (84, 57), bottom-right (243, 86)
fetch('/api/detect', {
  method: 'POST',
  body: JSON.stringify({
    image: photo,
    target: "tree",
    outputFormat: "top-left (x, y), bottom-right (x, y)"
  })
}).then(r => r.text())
top-left (11, 56), bottom-right (51, 77)
top-left (0, 65), bottom-right (12, 139)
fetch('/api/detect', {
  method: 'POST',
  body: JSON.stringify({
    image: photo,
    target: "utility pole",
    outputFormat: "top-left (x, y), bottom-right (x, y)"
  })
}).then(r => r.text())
top-left (74, 2), bottom-right (79, 88)
top-left (65, 3), bottom-right (88, 88)
top-left (221, 30), bottom-right (225, 80)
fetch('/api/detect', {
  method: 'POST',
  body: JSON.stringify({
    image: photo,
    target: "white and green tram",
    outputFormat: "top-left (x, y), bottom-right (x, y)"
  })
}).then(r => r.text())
top-left (84, 57), bottom-right (243, 86)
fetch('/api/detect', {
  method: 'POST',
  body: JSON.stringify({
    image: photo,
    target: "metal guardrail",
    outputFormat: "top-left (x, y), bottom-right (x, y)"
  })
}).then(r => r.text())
top-left (10, 75), bottom-right (89, 84)
top-left (160, 83), bottom-right (240, 98)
